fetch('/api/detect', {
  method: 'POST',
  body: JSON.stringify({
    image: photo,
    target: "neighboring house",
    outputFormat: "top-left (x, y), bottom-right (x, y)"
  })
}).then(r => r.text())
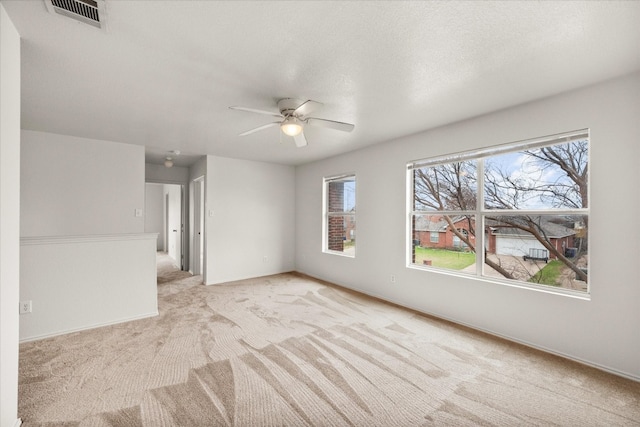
top-left (487, 220), bottom-right (576, 261)
top-left (414, 215), bottom-right (575, 260)
top-left (414, 215), bottom-right (475, 250)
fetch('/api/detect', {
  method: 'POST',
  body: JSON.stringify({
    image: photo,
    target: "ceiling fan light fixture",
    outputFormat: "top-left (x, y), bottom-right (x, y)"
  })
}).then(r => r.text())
top-left (230, 98), bottom-right (354, 146)
top-left (280, 117), bottom-right (303, 137)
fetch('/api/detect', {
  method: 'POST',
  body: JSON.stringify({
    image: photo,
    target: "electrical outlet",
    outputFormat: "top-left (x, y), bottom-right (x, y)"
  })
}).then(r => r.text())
top-left (19, 300), bottom-right (32, 314)
top-left (390, 275), bottom-right (396, 283)
top-left (263, 256), bottom-right (268, 263)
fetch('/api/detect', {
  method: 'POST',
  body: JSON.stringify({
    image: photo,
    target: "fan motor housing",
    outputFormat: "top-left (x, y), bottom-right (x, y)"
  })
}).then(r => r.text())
top-left (277, 98), bottom-right (305, 116)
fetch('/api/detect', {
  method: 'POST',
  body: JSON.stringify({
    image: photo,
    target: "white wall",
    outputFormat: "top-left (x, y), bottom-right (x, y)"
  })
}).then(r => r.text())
top-left (22, 131), bottom-right (145, 237)
top-left (20, 131), bottom-right (157, 341)
top-left (145, 183), bottom-right (164, 250)
top-left (205, 156), bottom-right (295, 284)
top-left (145, 163), bottom-right (189, 184)
top-left (189, 157), bottom-right (206, 182)
top-left (20, 235), bottom-right (158, 341)
top-left (295, 72), bottom-right (640, 380)
top-left (0, 4), bottom-right (21, 426)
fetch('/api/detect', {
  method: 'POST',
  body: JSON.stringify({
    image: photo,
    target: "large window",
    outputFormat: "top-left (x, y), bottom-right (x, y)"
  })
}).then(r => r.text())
top-left (409, 130), bottom-right (589, 294)
top-left (324, 174), bottom-right (356, 256)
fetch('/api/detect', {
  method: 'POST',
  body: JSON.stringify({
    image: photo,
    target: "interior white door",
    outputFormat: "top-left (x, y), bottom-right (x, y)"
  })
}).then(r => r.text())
top-left (192, 177), bottom-right (204, 275)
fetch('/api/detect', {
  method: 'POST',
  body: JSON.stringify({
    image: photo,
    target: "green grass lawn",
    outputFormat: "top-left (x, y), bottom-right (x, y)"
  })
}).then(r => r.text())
top-left (414, 247), bottom-right (475, 270)
top-left (528, 260), bottom-right (563, 286)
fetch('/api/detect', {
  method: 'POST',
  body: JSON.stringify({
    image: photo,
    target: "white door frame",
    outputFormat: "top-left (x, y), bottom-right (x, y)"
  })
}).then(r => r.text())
top-left (164, 193), bottom-right (170, 253)
top-left (165, 185), bottom-right (182, 268)
top-left (192, 176), bottom-right (205, 275)
top-left (146, 179), bottom-right (187, 270)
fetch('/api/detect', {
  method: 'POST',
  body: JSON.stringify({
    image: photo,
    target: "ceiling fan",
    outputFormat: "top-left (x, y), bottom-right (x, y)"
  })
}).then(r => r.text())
top-left (229, 98), bottom-right (355, 147)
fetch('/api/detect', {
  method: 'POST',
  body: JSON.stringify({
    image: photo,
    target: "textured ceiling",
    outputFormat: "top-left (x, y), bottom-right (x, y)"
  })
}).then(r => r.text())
top-left (4, 1), bottom-right (640, 166)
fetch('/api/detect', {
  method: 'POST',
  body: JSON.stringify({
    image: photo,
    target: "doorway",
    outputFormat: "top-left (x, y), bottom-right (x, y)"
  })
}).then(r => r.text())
top-left (145, 182), bottom-right (185, 270)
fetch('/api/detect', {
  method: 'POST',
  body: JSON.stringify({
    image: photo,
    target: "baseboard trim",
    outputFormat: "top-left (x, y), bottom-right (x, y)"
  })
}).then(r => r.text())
top-left (19, 311), bottom-right (159, 343)
top-left (205, 270), bottom-right (295, 286)
top-left (14, 418), bottom-right (22, 427)
top-left (296, 271), bottom-right (640, 383)
top-left (435, 315), bottom-right (640, 383)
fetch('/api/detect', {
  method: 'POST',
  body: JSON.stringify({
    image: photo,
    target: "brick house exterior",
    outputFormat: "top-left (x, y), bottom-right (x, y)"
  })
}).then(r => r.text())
top-left (414, 215), bottom-right (576, 260)
top-left (327, 181), bottom-right (345, 251)
top-left (413, 215), bottom-right (475, 251)
top-left (327, 180), bottom-right (355, 252)
top-left (487, 221), bottom-right (575, 260)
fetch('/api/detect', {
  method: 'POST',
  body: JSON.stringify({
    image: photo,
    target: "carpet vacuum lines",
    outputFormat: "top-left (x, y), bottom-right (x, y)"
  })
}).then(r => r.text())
top-left (17, 256), bottom-right (640, 426)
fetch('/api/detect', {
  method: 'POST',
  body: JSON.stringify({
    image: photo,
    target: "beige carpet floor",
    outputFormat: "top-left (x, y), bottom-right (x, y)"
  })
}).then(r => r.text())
top-left (18, 254), bottom-right (640, 426)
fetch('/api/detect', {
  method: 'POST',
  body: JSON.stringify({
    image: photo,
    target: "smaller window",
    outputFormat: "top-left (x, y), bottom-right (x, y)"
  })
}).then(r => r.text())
top-left (324, 174), bottom-right (356, 256)
top-left (430, 232), bottom-right (439, 243)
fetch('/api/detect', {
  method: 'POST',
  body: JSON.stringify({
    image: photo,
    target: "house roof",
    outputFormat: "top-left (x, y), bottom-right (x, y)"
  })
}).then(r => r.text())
top-left (414, 215), bottom-right (470, 232)
top-left (415, 215), bottom-right (576, 239)
top-left (488, 218), bottom-right (576, 239)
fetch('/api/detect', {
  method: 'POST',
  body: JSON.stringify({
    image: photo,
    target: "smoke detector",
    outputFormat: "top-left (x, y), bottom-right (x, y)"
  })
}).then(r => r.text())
top-left (44, 0), bottom-right (107, 30)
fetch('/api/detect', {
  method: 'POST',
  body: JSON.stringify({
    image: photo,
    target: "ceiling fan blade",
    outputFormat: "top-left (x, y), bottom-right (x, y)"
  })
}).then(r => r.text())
top-left (293, 131), bottom-right (308, 148)
top-left (293, 100), bottom-right (323, 118)
top-left (238, 122), bottom-right (280, 136)
top-left (306, 117), bottom-right (355, 133)
top-left (229, 106), bottom-right (283, 118)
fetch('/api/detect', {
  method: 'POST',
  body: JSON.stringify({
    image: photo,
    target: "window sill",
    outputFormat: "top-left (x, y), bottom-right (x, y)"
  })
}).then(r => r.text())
top-left (323, 250), bottom-right (355, 258)
top-left (407, 263), bottom-right (591, 301)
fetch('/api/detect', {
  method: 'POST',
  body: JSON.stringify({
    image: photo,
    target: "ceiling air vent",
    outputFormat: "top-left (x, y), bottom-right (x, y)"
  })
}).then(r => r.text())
top-left (44, 0), bottom-right (107, 30)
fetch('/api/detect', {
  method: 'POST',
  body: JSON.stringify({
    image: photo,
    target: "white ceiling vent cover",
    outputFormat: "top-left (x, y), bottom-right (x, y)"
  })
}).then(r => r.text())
top-left (44, 0), bottom-right (107, 30)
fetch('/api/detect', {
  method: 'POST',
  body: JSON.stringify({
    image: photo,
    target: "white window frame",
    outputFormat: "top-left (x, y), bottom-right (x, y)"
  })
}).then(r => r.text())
top-left (407, 129), bottom-right (590, 297)
top-left (323, 174), bottom-right (356, 257)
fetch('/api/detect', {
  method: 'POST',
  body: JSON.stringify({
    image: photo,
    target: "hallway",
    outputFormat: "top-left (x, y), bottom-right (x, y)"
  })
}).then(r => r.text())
top-left (156, 251), bottom-right (200, 285)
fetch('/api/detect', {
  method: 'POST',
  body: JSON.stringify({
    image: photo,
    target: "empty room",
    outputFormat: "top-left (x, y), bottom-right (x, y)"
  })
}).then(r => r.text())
top-left (1, 1), bottom-right (639, 426)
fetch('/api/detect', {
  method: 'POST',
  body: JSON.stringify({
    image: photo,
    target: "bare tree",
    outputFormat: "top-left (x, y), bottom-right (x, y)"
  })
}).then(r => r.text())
top-left (413, 161), bottom-right (476, 211)
top-left (483, 141), bottom-right (587, 209)
top-left (484, 141), bottom-right (588, 281)
top-left (413, 140), bottom-right (588, 284)
top-left (525, 142), bottom-right (588, 210)
top-left (413, 162), bottom-right (516, 280)
top-left (485, 215), bottom-right (587, 282)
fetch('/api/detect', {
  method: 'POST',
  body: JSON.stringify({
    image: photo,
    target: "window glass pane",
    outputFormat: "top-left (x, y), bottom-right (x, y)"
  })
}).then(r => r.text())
top-left (328, 177), bottom-right (356, 213)
top-left (484, 140), bottom-right (588, 210)
top-left (413, 161), bottom-right (477, 211)
top-left (408, 131), bottom-right (589, 294)
top-left (411, 214), bottom-right (476, 271)
top-left (325, 175), bottom-right (355, 256)
top-left (327, 215), bottom-right (355, 255)
top-left (483, 214), bottom-right (588, 291)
